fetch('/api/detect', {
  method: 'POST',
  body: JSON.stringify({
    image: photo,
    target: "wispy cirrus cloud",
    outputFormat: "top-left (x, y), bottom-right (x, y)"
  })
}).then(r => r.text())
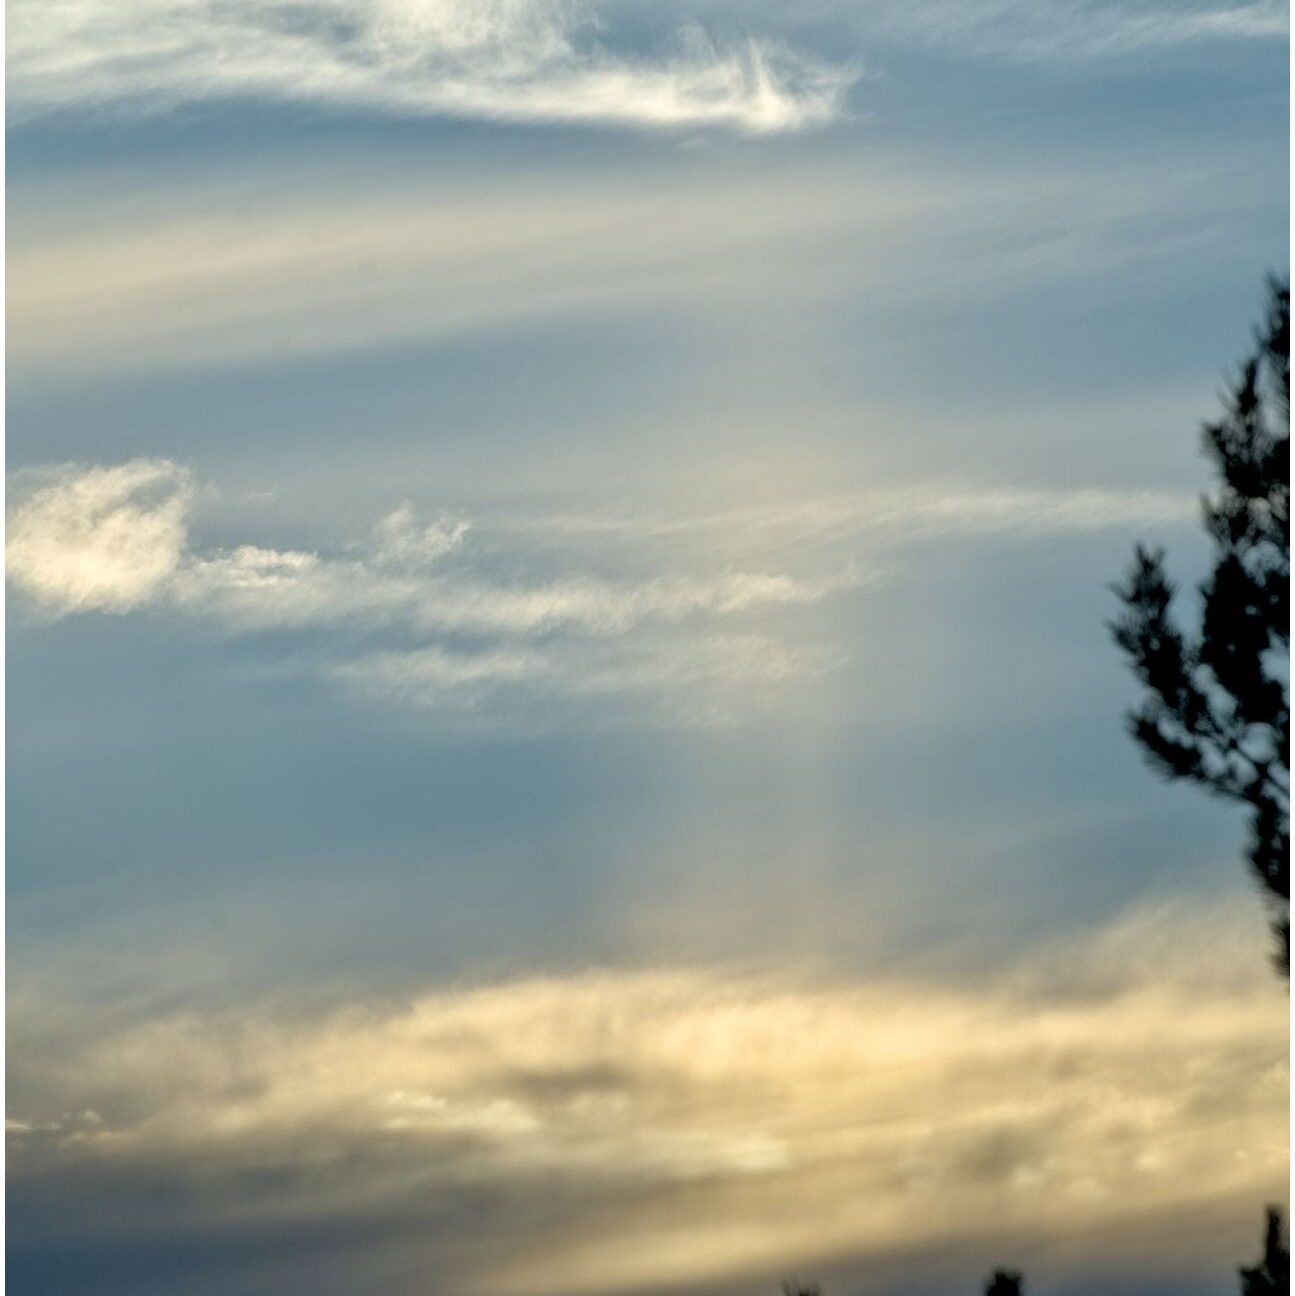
top-left (6, 0), bottom-right (853, 132)
top-left (8, 897), bottom-right (1287, 1296)
top-left (788, 0), bottom-right (1286, 63)
top-left (329, 633), bottom-right (843, 727)
top-left (7, 458), bottom-right (1192, 725)
top-left (522, 483), bottom-right (1195, 552)
top-left (6, 459), bottom-right (845, 630)
top-left (891, 0), bottom-right (1286, 60)
top-left (7, 0), bottom-right (1281, 142)
top-left (10, 144), bottom-right (1271, 384)
top-left (7, 459), bottom-right (860, 726)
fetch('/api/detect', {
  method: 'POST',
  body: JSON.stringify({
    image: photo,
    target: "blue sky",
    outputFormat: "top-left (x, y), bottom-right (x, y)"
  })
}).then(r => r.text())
top-left (6, 3), bottom-right (1289, 1293)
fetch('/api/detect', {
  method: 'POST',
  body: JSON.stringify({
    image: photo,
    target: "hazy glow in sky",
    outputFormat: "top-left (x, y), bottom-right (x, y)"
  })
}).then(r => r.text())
top-left (6, 2), bottom-right (1289, 1293)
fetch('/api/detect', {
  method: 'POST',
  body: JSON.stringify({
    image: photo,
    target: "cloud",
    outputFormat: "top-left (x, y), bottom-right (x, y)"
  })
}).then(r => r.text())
top-left (8, 896), bottom-right (1287, 1296)
top-left (6, 459), bottom-right (845, 631)
top-left (6, 0), bottom-right (853, 133)
top-left (525, 484), bottom-right (1195, 551)
top-left (5, 460), bottom-right (194, 614)
top-left (8, 458), bottom-right (1196, 724)
top-left (8, 458), bottom-right (860, 724)
top-left (330, 632), bottom-right (843, 728)
top-left (852, 0), bottom-right (1286, 62)
top-left (9, 157), bottom-right (885, 377)
top-left (12, 146), bottom-right (1270, 382)
top-left (175, 556), bottom-right (855, 638)
top-left (6, 0), bottom-right (1280, 143)
top-left (370, 503), bottom-right (470, 570)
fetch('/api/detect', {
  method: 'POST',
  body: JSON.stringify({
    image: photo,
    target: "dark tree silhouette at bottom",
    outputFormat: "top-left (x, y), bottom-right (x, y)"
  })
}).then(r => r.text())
top-left (772, 1213), bottom-right (1289, 1294)
top-left (983, 1269), bottom-right (1023, 1296)
top-left (1241, 1207), bottom-right (1290, 1296)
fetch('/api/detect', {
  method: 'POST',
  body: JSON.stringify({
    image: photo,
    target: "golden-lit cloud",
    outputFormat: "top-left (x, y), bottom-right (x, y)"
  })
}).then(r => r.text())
top-left (9, 897), bottom-right (1286, 1296)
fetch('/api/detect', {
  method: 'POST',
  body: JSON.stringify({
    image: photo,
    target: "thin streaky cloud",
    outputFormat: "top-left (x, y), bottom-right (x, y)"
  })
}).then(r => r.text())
top-left (6, 460), bottom-right (851, 634)
top-left (7, 459), bottom-right (862, 725)
top-left (6, 0), bottom-right (1282, 141)
top-left (8, 149), bottom-right (1272, 379)
top-left (174, 555), bottom-right (858, 638)
top-left (848, 0), bottom-right (1287, 62)
top-left (520, 484), bottom-right (1196, 551)
top-left (6, 460), bottom-right (1193, 632)
top-left (6, 0), bottom-right (853, 132)
top-left (7, 459), bottom-right (1196, 725)
top-left (329, 633), bottom-right (845, 729)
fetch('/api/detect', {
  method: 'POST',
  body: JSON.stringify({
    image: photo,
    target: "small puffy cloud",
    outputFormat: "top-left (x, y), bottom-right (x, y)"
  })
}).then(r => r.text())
top-left (6, 459), bottom-right (193, 614)
top-left (370, 504), bottom-right (469, 571)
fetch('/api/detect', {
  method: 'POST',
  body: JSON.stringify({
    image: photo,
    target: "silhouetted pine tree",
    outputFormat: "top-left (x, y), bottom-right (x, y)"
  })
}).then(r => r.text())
top-left (1241, 1207), bottom-right (1291, 1295)
top-left (983, 1269), bottom-right (1024, 1296)
top-left (1112, 277), bottom-right (1290, 972)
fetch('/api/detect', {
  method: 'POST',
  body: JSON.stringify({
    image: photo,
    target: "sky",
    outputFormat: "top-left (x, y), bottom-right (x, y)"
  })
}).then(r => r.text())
top-left (4, 2), bottom-right (1290, 1294)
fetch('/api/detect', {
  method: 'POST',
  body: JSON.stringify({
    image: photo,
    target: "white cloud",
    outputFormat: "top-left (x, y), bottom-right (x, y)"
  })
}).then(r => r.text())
top-left (8, 896), bottom-right (1287, 1296)
top-left (370, 503), bottom-right (470, 570)
top-left (6, 0), bottom-right (853, 133)
top-left (528, 483), bottom-right (1194, 551)
top-left (6, 0), bottom-right (1281, 143)
top-left (330, 632), bottom-right (842, 728)
top-left (5, 459), bottom-right (194, 614)
top-left (7, 458), bottom-right (1194, 724)
top-left (175, 555), bottom-right (855, 638)
top-left (8, 459), bottom-right (858, 723)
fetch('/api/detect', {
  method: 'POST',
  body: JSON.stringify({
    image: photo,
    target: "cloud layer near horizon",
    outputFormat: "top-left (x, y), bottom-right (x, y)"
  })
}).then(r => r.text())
top-left (9, 896), bottom-right (1287, 1296)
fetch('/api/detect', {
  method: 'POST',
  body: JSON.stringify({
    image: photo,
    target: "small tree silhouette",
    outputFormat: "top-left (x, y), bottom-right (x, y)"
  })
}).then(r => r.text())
top-left (1112, 277), bottom-right (1290, 972)
top-left (983, 1269), bottom-right (1024, 1296)
top-left (780, 1282), bottom-right (821, 1296)
top-left (1240, 1207), bottom-right (1290, 1295)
